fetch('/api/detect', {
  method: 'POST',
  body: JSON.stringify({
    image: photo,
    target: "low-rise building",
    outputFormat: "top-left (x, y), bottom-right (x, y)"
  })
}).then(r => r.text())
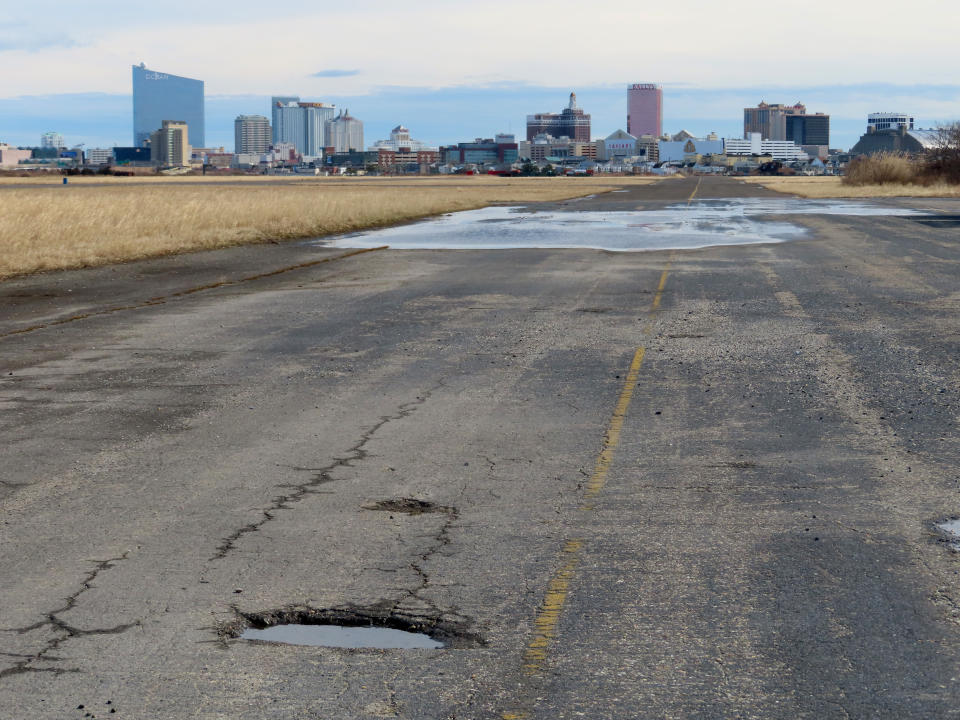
top-left (326, 150), bottom-right (379, 170)
top-left (570, 142), bottom-right (598, 159)
top-left (658, 137), bottom-right (724, 163)
top-left (441, 136), bottom-right (519, 166)
top-left (0, 143), bottom-right (33, 167)
top-left (86, 148), bottom-right (114, 165)
top-left (270, 143), bottom-right (300, 165)
top-left (113, 146), bottom-right (152, 164)
top-left (599, 129), bottom-right (637, 161)
top-left (232, 153), bottom-right (264, 169)
top-left (849, 114), bottom-right (937, 155)
top-left (723, 133), bottom-right (808, 161)
top-left (377, 148), bottom-right (438, 173)
top-left (205, 153), bottom-right (234, 168)
top-left (519, 134), bottom-right (595, 162)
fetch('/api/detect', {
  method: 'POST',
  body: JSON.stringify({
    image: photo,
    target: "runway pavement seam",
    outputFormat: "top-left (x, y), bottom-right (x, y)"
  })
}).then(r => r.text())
top-left (0, 245), bottom-right (387, 341)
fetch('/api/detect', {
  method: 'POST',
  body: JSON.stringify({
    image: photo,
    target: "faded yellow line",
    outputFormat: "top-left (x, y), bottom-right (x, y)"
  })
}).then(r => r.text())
top-left (647, 262), bottom-right (672, 324)
top-left (520, 539), bottom-right (584, 674)
top-left (653, 265), bottom-right (670, 306)
top-left (582, 346), bottom-right (646, 502)
top-left (501, 263), bottom-right (673, 718)
top-left (687, 176), bottom-right (703, 206)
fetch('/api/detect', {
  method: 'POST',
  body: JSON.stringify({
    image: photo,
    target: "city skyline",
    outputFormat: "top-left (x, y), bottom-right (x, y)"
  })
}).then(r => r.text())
top-left (2, 82), bottom-right (958, 153)
top-left (1, 0), bottom-right (957, 151)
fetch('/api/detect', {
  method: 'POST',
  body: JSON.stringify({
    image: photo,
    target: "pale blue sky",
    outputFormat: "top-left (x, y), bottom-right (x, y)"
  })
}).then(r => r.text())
top-left (1, 0), bottom-right (958, 150)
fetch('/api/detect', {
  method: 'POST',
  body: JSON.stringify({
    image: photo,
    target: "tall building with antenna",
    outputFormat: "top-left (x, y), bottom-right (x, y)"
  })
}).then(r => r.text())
top-left (526, 93), bottom-right (591, 142)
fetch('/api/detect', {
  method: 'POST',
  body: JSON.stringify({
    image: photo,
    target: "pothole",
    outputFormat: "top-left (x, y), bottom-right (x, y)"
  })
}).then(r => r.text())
top-left (241, 624), bottom-right (445, 649)
top-left (226, 606), bottom-right (483, 649)
top-left (937, 518), bottom-right (960, 551)
top-left (363, 498), bottom-right (452, 515)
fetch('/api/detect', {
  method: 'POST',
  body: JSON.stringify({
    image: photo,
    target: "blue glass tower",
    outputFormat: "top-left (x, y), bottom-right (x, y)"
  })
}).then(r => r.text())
top-left (132, 64), bottom-right (204, 148)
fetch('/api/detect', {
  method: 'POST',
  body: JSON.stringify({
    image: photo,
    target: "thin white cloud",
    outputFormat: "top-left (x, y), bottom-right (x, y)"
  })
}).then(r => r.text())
top-left (311, 69), bottom-right (360, 78)
top-left (1, 0), bottom-right (959, 98)
top-left (0, 33), bottom-right (80, 53)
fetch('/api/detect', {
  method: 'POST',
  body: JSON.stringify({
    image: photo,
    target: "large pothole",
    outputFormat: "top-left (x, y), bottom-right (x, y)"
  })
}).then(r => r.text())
top-left (225, 606), bottom-right (483, 649)
top-left (242, 623), bottom-right (445, 648)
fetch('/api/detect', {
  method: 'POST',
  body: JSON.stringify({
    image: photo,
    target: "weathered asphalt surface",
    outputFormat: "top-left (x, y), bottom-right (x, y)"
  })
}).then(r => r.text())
top-left (2, 177), bottom-right (960, 719)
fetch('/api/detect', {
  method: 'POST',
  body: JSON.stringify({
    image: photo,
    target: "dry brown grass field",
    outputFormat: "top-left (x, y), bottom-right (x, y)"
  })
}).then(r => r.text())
top-left (0, 176), bottom-right (659, 280)
top-left (742, 176), bottom-right (960, 198)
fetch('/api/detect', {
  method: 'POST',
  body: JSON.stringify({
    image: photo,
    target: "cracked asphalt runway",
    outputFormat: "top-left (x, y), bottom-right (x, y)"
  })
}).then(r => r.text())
top-left (2, 177), bottom-right (960, 719)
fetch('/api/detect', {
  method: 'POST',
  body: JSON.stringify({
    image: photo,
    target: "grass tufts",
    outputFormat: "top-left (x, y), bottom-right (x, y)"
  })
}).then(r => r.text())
top-left (842, 153), bottom-right (920, 186)
top-left (0, 176), bottom-right (658, 280)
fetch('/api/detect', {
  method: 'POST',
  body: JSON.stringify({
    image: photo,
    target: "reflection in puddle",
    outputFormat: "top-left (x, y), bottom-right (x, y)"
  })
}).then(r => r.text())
top-left (322, 198), bottom-right (921, 252)
top-left (938, 519), bottom-right (960, 551)
top-left (240, 623), bottom-right (446, 649)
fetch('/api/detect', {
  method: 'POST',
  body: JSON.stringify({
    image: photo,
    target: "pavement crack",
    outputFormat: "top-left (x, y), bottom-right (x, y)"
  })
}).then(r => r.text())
top-left (209, 388), bottom-right (438, 562)
top-left (0, 553), bottom-right (131, 681)
top-left (393, 505), bottom-right (461, 618)
top-left (824, 698), bottom-right (853, 720)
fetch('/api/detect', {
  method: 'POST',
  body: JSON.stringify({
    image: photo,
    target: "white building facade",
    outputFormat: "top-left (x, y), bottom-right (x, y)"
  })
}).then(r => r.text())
top-left (658, 138), bottom-right (724, 163)
top-left (86, 148), bottom-right (113, 165)
top-left (600, 129), bottom-right (637, 161)
top-left (41, 132), bottom-right (65, 150)
top-left (723, 133), bottom-right (809, 161)
top-left (325, 110), bottom-right (364, 153)
top-left (372, 125), bottom-right (431, 151)
top-left (868, 113), bottom-right (914, 133)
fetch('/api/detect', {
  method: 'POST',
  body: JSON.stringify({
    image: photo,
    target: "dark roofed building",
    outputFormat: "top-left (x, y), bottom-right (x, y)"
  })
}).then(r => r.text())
top-left (849, 124), bottom-right (937, 156)
top-left (526, 93), bottom-right (591, 142)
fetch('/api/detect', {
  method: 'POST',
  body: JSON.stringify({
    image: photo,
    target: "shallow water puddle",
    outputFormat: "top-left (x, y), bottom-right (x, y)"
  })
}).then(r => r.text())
top-left (322, 198), bottom-right (921, 252)
top-left (938, 519), bottom-right (960, 550)
top-left (240, 623), bottom-right (446, 649)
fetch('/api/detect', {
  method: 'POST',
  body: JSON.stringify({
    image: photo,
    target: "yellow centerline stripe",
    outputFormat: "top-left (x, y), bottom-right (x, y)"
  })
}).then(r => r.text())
top-left (687, 176), bottom-right (702, 206)
top-left (520, 539), bottom-right (584, 673)
top-left (582, 346), bottom-right (646, 502)
top-left (503, 262), bottom-right (673, 720)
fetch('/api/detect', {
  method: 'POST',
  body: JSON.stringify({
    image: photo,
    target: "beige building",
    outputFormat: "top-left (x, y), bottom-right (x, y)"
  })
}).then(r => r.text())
top-left (636, 135), bottom-right (659, 163)
top-left (0, 143), bottom-right (32, 167)
top-left (570, 141), bottom-right (598, 159)
top-left (149, 120), bottom-right (191, 167)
